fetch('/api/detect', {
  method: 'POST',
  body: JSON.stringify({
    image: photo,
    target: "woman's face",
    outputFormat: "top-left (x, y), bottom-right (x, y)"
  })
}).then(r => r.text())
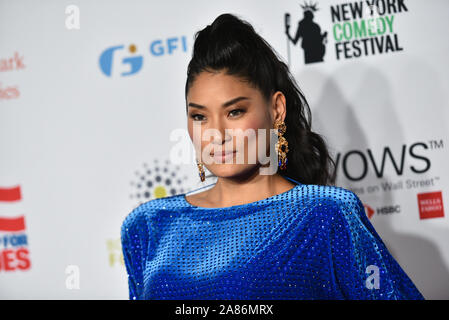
top-left (186, 70), bottom-right (285, 179)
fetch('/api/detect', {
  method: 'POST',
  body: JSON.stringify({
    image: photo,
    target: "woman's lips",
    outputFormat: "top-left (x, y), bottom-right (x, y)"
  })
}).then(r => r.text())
top-left (210, 150), bottom-right (237, 161)
top-left (210, 150), bottom-right (236, 156)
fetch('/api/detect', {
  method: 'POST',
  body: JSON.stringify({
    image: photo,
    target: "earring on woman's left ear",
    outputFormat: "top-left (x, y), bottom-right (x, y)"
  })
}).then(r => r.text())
top-left (274, 119), bottom-right (288, 170)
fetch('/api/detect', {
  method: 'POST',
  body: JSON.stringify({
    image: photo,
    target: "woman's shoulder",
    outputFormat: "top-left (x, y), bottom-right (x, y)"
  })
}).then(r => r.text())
top-left (120, 194), bottom-right (185, 236)
top-left (288, 184), bottom-right (368, 241)
top-left (295, 183), bottom-right (364, 218)
top-left (297, 183), bottom-right (360, 202)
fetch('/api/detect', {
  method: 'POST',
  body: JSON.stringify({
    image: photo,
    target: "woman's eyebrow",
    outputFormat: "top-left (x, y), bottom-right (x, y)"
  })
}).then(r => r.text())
top-left (188, 96), bottom-right (250, 109)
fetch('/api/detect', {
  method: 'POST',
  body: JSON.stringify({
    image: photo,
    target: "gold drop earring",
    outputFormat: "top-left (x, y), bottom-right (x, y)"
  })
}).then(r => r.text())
top-left (274, 119), bottom-right (289, 170)
top-left (197, 158), bottom-right (205, 182)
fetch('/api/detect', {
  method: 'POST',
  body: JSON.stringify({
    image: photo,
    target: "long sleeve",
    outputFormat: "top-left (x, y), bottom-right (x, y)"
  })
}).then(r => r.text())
top-left (330, 191), bottom-right (425, 300)
top-left (120, 206), bottom-right (148, 300)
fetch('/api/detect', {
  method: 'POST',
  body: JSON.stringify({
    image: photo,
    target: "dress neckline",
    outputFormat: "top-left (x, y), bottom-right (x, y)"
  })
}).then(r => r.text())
top-left (181, 177), bottom-right (303, 210)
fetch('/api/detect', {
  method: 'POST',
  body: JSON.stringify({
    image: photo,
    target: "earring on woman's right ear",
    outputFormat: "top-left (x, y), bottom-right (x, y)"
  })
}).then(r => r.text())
top-left (197, 159), bottom-right (205, 182)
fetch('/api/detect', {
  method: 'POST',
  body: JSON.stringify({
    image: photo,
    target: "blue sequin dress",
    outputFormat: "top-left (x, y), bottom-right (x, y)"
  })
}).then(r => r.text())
top-left (120, 176), bottom-right (424, 300)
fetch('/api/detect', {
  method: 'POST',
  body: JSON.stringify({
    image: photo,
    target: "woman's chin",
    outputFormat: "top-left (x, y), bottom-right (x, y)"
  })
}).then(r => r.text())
top-left (208, 163), bottom-right (258, 178)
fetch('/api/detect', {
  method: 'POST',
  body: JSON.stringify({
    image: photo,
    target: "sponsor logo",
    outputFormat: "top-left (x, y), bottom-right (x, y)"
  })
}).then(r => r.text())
top-left (285, 0), bottom-right (409, 65)
top-left (417, 191), bottom-right (445, 219)
top-left (362, 203), bottom-right (400, 219)
top-left (0, 52), bottom-right (24, 100)
top-left (99, 36), bottom-right (188, 77)
top-left (0, 186), bottom-right (31, 272)
top-left (130, 158), bottom-right (189, 204)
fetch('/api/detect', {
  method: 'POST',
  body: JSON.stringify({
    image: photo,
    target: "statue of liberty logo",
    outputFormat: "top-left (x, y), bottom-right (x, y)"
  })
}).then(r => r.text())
top-left (285, 1), bottom-right (328, 65)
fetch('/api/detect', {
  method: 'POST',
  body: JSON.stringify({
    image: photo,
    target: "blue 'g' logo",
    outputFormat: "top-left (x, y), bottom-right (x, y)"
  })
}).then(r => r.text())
top-left (99, 44), bottom-right (143, 77)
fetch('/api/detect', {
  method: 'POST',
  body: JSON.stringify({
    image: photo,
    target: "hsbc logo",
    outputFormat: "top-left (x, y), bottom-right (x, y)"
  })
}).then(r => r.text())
top-left (377, 205), bottom-right (401, 215)
top-left (363, 203), bottom-right (401, 219)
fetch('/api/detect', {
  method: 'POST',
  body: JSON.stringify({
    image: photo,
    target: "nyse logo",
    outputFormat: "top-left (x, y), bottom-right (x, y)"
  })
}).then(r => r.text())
top-left (99, 36), bottom-right (188, 77)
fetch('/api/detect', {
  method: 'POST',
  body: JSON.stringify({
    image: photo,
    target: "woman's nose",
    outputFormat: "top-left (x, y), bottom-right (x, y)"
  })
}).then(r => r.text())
top-left (209, 119), bottom-right (231, 145)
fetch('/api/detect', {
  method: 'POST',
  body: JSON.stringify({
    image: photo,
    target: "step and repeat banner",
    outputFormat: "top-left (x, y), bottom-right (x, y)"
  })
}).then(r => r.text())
top-left (1, 0), bottom-right (448, 299)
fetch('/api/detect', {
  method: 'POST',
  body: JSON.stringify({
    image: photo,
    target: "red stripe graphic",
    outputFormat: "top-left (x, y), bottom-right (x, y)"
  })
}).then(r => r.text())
top-left (0, 186), bottom-right (22, 201)
top-left (0, 215), bottom-right (26, 231)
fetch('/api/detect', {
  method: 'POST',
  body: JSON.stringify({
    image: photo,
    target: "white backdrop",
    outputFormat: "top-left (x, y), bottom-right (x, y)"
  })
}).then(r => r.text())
top-left (1, 0), bottom-right (448, 299)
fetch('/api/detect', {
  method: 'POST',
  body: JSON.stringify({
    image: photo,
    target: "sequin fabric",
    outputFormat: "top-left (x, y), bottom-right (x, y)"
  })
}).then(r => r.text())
top-left (120, 177), bottom-right (424, 300)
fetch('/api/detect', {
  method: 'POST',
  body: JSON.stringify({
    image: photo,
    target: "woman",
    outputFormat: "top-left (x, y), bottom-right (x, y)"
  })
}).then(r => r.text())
top-left (121, 13), bottom-right (424, 300)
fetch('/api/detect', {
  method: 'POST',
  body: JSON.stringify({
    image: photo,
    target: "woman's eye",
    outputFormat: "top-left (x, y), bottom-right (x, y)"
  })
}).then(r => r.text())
top-left (189, 109), bottom-right (244, 121)
top-left (190, 114), bottom-right (205, 121)
top-left (229, 109), bottom-right (244, 117)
